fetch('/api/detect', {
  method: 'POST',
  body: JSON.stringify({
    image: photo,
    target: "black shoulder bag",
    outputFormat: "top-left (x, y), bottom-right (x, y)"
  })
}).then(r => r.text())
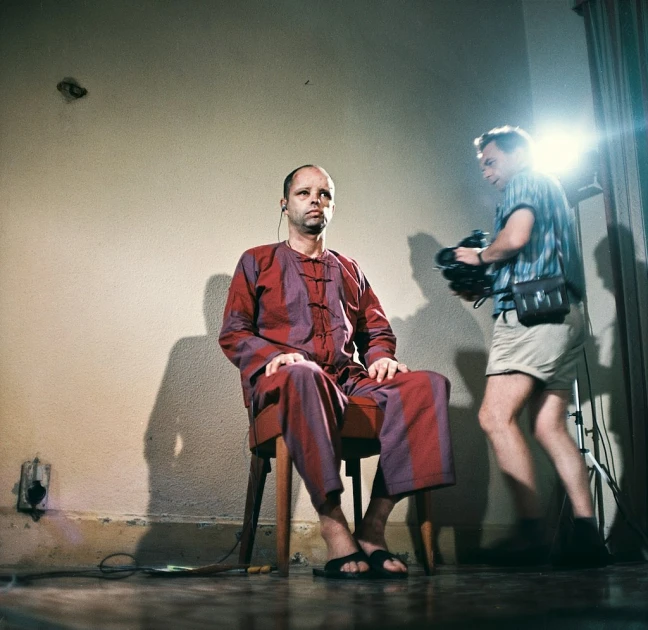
top-left (510, 274), bottom-right (570, 326)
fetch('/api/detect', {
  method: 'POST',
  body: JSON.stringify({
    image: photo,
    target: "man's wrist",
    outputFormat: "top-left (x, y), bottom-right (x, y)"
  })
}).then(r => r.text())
top-left (477, 247), bottom-right (488, 265)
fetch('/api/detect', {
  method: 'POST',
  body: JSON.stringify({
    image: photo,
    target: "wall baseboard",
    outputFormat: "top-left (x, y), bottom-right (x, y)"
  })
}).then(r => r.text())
top-left (0, 510), bottom-right (510, 568)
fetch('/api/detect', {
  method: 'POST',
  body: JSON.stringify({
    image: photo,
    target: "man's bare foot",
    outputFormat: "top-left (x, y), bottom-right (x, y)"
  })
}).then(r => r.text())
top-left (355, 498), bottom-right (408, 575)
top-left (319, 502), bottom-right (369, 574)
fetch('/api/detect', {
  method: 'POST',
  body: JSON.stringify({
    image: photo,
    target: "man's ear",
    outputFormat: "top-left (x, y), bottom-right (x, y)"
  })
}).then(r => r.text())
top-left (514, 146), bottom-right (529, 168)
top-left (280, 198), bottom-right (287, 212)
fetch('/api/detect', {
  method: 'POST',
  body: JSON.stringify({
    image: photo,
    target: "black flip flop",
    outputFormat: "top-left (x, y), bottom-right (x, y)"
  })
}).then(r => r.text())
top-left (367, 549), bottom-right (408, 579)
top-left (312, 551), bottom-right (374, 579)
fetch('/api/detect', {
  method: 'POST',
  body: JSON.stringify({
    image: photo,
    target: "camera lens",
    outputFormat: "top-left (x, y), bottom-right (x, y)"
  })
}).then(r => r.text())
top-left (435, 247), bottom-right (457, 270)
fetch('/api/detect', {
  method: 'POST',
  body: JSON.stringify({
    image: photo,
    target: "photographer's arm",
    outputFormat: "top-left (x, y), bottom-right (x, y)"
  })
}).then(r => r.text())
top-left (455, 207), bottom-right (535, 266)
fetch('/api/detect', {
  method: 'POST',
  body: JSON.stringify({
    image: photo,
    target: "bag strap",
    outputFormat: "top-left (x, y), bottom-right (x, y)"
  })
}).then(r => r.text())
top-left (472, 284), bottom-right (512, 309)
top-left (472, 206), bottom-right (580, 310)
top-left (505, 209), bottom-right (581, 297)
top-left (551, 216), bottom-right (583, 300)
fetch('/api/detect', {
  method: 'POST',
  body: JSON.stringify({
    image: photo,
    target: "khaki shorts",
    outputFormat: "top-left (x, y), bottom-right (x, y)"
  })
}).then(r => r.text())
top-left (486, 306), bottom-right (585, 389)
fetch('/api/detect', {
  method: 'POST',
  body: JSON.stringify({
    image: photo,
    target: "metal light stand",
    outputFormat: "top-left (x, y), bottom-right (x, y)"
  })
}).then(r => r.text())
top-left (569, 377), bottom-right (648, 555)
top-left (561, 168), bottom-right (648, 554)
top-left (570, 377), bottom-right (607, 538)
top-left (567, 185), bottom-right (607, 539)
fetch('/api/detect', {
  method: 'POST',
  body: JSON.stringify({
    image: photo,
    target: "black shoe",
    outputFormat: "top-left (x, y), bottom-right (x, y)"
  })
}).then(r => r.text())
top-left (479, 535), bottom-right (549, 567)
top-left (552, 543), bottom-right (613, 568)
top-left (552, 536), bottom-right (613, 569)
top-left (552, 519), bottom-right (613, 569)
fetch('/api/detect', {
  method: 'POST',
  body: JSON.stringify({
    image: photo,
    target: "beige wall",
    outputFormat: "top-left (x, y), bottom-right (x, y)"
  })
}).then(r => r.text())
top-left (2, 0), bottom-right (621, 567)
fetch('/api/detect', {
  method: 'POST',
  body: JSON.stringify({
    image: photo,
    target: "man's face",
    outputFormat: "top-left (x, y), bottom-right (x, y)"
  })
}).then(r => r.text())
top-left (282, 167), bottom-right (335, 234)
top-left (479, 141), bottom-right (524, 191)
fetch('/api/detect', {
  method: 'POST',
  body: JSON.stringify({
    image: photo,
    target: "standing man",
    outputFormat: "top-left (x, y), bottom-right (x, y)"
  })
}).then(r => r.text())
top-left (220, 165), bottom-right (455, 579)
top-left (455, 126), bottom-right (609, 567)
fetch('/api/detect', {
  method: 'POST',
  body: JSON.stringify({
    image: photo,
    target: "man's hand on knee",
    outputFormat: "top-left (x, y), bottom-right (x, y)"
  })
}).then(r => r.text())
top-left (265, 353), bottom-right (307, 376)
top-left (368, 358), bottom-right (409, 383)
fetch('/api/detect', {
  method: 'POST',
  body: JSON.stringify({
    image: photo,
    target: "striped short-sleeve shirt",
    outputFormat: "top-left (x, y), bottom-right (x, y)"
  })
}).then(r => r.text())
top-left (491, 169), bottom-right (585, 316)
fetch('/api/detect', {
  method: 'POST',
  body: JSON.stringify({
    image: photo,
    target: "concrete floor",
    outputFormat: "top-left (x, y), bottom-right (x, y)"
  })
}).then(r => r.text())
top-left (1, 563), bottom-right (647, 629)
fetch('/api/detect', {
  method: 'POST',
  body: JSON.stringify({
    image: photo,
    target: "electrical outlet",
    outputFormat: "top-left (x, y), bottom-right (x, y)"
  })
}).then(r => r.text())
top-left (18, 459), bottom-right (51, 511)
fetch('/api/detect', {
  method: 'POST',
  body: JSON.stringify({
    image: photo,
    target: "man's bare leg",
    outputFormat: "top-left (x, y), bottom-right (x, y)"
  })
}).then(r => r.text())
top-left (479, 373), bottom-right (539, 518)
top-left (530, 389), bottom-right (594, 517)
top-left (355, 497), bottom-right (408, 574)
top-left (530, 388), bottom-right (610, 566)
top-left (319, 494), bottom-right (370, 573)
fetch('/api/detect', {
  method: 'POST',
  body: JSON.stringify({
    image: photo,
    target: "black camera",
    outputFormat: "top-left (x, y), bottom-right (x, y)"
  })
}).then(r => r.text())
top-left (436, 230), bottom-right (494, 297)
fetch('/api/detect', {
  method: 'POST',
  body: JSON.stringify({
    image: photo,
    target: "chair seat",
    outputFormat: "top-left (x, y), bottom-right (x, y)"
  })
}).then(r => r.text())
top-left (250, 396), bottom-right (384, 456)
top-left (241, 395), bottom-right (435, 576)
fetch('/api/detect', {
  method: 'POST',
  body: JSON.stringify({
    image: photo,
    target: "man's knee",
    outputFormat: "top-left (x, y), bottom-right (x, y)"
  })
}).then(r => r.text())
top-left (269, 360), bottom-right (327, 388)
top-left (533, 413), bottom-right (567, 446)
top-left (395, 369), bottom-right (449, 394)
top-left (478, 406), bottom-right (494, 434)
top-left (478, 404), bottom-right (515, 436)
top-left (478, 373), bottom-right (535, 436)
top-left (531, 389), bottom-right (571, 446)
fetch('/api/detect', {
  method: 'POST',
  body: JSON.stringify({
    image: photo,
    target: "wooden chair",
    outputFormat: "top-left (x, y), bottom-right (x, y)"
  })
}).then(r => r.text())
top-left (238, 396), bottom-right (435, 577)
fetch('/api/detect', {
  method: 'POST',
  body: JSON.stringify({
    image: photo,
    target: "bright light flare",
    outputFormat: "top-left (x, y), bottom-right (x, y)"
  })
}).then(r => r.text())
top-left (533, 131), bottom-right (594, 175)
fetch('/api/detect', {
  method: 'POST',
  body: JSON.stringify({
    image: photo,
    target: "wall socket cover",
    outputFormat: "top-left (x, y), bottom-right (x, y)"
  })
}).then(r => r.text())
top-left (18, 460), bottom-right (51, 511)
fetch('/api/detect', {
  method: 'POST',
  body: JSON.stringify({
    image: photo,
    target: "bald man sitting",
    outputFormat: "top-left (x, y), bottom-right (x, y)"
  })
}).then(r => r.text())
top-left (220, 165), bottom-right (455, 579)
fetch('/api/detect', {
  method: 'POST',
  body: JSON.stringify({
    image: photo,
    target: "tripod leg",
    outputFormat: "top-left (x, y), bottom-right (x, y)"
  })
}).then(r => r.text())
top-left (570, 377), bottom-right (605, 536)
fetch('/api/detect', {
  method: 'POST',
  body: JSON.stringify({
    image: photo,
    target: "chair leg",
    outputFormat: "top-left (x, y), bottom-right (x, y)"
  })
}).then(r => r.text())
top-left (239, 454), bottom-right (270, 565)
top-left (275, 436), bottom-right (293, 577)
top-left (345, 459), bottom-right (363, 532)
top-left (415, 491), bottom-right (435, 575)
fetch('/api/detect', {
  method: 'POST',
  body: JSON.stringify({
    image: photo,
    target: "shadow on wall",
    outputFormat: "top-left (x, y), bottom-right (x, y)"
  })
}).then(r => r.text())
top-left (136, 274), bottom-right (251, 566)
top-left (390, 233), bottom-right (490, 563)
top-left (584, 229), bottom-right (643, 560)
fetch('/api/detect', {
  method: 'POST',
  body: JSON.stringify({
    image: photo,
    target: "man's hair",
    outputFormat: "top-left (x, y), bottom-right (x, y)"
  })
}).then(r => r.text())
top-left (282, 164), bottom-right (334, 199)
top-left (474, 126), bottom-right (534, 158)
